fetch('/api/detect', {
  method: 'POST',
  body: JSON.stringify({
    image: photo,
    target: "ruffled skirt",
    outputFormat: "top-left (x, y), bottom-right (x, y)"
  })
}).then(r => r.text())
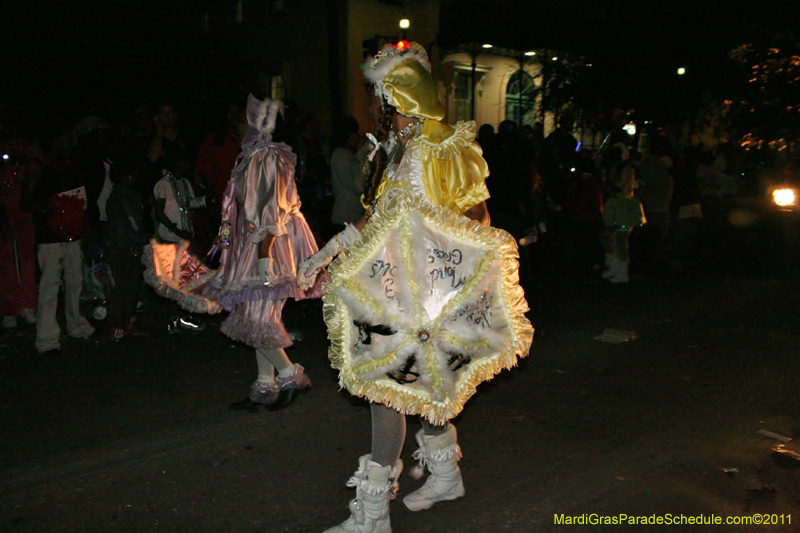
top-left (142, 213), bottom-right (324, 316)
top-left (220, 299), bottom-right (292, 349)
top-left (202, 212), bottom-right (325, 309)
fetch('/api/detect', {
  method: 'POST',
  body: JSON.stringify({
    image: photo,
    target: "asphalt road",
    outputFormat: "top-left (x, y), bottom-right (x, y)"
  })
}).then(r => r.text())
top-left (2, 265), bottom-right (800, 532)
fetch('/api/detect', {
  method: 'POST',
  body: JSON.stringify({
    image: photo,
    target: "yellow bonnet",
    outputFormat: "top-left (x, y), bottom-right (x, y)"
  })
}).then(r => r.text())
top-left (363, 42), bottom-right (446, 121)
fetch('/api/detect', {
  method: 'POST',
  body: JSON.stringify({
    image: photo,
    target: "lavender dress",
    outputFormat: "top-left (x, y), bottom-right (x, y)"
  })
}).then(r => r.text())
top-left (203, 139), bottom-right (324, 349)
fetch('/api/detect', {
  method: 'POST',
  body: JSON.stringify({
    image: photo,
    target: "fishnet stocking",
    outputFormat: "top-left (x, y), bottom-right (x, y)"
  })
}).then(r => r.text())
top-left (371, 403), bottom-right (406, 467)
top-left (370, 404), bottom-right (452, 466)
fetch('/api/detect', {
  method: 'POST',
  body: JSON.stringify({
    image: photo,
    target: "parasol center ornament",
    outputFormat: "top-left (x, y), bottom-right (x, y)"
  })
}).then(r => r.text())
top-left (418, 329), bottom-right (431, 342)
top-left (323, 190), bottom-right (534, 424)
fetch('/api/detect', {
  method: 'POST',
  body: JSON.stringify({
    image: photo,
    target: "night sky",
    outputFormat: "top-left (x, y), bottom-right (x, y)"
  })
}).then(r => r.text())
top-left (3, 0), bottom-right (201, 130)
top-left (4, 0), bottom-right (800, 131)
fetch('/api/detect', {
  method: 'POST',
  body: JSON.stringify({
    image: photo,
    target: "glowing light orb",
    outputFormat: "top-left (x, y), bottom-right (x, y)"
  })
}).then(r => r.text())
top-left (773, 188), bottom-right (797, 207)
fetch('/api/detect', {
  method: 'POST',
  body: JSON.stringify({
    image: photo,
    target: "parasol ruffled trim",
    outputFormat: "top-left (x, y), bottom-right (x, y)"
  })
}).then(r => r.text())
top-left (323, 189), bottom-right (534, 425)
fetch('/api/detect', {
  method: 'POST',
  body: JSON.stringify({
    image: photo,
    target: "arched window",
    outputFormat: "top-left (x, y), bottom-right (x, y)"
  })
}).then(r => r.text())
top-left (453, 72), bottom-right (473, 123)
top-left (505, 70), bottom-right (535, 126)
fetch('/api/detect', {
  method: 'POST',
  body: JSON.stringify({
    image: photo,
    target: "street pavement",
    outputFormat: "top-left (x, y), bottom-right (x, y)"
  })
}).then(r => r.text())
top-left (2, 267), bottom-right (800, 532)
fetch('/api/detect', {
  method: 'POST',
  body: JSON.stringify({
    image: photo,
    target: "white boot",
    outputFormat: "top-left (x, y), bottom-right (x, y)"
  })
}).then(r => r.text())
top-left (609, 258), bottom-right (629, 283)
top-left (324, 454), bottom-right (403, 533)
top-left (601, 254), bottom-right (617, 279)
top-left (403, 425), bottom-right (465, 512)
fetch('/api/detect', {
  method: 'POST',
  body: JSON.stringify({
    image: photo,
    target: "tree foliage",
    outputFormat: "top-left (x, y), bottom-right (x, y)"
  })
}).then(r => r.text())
top-left (533, 50), bottom-right (611, 132)
top-left (726, 33), bottom-right (800, 152)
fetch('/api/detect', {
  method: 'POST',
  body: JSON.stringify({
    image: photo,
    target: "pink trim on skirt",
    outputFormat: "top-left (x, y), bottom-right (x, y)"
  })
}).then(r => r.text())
top-left (220, 299), bottom-right (292, 349)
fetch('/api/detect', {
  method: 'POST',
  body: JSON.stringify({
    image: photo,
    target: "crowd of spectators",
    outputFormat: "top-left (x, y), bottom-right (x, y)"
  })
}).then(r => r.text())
top-left (0, 97), bottom-right (339, 351)
top-left (474, 117), bottom-right (753, 292)
top-left (0, 98), bottom-right (758, 352)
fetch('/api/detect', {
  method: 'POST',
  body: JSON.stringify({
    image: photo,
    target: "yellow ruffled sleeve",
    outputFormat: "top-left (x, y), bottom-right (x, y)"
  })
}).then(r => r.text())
top-left (416, 120), bottom-right (490, 215)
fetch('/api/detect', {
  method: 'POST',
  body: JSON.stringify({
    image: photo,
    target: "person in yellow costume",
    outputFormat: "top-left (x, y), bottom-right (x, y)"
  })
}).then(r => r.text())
top-left (297, 42), bottom-right (532, 533)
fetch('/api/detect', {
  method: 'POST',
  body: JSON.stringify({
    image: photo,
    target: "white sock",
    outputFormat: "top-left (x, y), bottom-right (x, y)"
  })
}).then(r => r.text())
top-left (256, 373), bottom-right (275, 384)
top-left (277, 364), bottom-right (297, 379)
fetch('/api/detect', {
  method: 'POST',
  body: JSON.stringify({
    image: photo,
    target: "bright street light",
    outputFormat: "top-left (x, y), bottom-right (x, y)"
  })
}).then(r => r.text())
top-left (677, 67), bottom-right (686, 75)
top-left (399, 18), bottom-right (410, 29)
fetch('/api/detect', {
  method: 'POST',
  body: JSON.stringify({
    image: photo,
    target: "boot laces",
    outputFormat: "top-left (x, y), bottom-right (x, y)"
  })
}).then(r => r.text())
top-left (411, 442), bottom-right (462, 472)
top-left (346, 497), bottom-right (366, 525)
top-left (342, 470), bottom-right (398, 527)
top-left (345, 471), bottom-right (399, 497)
top-left (345, 469), bottom-right (367, 490)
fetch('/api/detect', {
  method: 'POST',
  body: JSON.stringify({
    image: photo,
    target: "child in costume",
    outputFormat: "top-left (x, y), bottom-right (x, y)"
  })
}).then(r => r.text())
top-left (144, 95), bottom-right (323, 410)
top-left (602, 160), bottom-right (646, 283)
top-left (297, 43), bottom-right (533, 533)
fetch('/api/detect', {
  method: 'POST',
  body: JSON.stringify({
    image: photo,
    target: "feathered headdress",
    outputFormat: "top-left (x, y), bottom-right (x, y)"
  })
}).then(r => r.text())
top-left (363, 42), bottom-right (445, 121)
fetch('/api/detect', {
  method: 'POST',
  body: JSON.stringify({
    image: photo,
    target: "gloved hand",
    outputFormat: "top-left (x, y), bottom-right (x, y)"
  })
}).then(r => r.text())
top-left (296, 224), bottom-right (361, 290)
top-left (257, 257), bottom-right (276, 285)
top-left (296, 251), bottom-right (332, 291)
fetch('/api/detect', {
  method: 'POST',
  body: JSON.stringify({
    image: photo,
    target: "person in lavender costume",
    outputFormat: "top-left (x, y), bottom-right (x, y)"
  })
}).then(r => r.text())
top-left (203, 94), bottom-right (324, 411)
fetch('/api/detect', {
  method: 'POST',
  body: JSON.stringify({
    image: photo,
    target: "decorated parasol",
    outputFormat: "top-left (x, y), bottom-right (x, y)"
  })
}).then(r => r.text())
top-left (323, 190), bottom-right (534, 424)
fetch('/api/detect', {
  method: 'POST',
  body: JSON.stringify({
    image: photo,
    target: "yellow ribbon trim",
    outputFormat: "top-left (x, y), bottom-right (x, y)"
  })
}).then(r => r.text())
top-left (323, 189), bottom-right (534, 424)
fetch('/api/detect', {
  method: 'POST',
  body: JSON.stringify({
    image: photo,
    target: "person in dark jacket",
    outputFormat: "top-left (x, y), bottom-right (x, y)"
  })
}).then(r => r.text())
top-left (105, 152), bottom-right (149, 339)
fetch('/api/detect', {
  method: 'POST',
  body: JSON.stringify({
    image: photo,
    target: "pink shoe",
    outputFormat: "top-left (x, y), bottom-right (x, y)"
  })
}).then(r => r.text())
top-left (275, 364), bottom-right (312, 391)
top-left (269, 364), bottom-right (312, 411)
top-left (249, 380), bottom-right (280, 405)
top-left (230, 381), bottom-right (280, 412)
